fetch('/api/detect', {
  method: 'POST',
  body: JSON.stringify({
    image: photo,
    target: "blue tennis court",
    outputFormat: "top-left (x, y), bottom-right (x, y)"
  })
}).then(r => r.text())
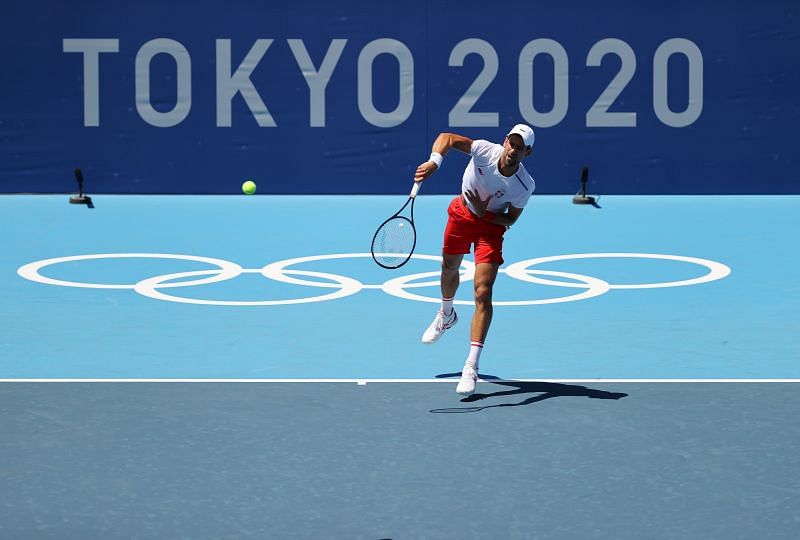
top-left (1, 194), bottom-right (798, 538)
top-left (3, 194), bottom-right (797, 379)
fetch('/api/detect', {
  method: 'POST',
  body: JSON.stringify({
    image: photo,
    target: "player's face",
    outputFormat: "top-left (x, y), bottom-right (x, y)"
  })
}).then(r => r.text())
top-left (502, 135), bottom-right (532, 167)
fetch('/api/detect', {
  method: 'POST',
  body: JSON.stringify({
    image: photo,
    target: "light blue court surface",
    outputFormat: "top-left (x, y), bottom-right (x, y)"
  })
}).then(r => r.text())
top-left (1, 194), bottom-right (799, 380)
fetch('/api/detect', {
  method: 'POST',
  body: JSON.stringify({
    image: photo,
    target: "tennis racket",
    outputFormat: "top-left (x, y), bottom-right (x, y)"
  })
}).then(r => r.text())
top-left (371, 181), bottom-right (422, 269)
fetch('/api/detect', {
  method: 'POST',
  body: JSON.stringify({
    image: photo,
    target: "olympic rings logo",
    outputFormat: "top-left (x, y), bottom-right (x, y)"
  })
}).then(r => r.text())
top-left (17, 252), bottom-right (731, 307)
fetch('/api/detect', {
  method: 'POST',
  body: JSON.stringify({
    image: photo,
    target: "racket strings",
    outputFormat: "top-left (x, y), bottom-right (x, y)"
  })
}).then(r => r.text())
top-left (372, 217), bottom-right (415, 267)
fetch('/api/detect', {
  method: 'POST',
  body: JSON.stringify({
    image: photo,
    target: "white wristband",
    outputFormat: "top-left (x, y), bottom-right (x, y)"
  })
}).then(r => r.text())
top-left (428, 152), bottom-right (443, 168)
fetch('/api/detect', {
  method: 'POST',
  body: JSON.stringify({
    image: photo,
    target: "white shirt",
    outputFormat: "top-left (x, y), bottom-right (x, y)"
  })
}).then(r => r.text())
top-left (461, 139), bottom-right (535, 214)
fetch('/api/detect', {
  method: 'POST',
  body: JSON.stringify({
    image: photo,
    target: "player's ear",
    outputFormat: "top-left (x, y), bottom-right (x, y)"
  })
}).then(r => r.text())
top-left (525, 147), bottom-right (533, 157)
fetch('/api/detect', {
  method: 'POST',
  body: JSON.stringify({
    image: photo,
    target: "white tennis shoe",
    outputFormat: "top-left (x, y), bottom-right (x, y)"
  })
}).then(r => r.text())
top-left (456, 365), bottom-right (478, 395)
top-left (421, 309), bottom-right (458, 344)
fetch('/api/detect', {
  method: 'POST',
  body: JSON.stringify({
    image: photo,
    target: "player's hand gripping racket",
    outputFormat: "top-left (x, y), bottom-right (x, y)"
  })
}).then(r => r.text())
top-left (371, 181), bottom-right (422, 269)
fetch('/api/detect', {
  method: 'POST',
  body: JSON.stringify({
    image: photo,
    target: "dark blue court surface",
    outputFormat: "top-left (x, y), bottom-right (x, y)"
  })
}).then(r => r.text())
top-left (1, 382), bottom-right (799, 539)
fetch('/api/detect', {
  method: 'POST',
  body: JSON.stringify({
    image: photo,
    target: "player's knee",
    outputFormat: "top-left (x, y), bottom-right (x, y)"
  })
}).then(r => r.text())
top-left (474, 284), bottom-right (493, 306)
top-left (441, 257), bottom-right (460, 273)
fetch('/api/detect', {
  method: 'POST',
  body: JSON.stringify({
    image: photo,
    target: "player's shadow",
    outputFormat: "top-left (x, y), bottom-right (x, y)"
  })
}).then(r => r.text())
top-left (430, 373), bottom-right (627, 413)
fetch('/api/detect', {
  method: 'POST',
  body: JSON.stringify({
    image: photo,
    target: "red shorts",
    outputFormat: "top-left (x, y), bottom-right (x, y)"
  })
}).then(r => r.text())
top-left (442, 196), bottom-right (506, 264)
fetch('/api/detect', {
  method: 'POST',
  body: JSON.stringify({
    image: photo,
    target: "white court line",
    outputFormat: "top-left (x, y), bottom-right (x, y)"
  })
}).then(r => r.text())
top-left (0, 379), bottom-right (799, 383)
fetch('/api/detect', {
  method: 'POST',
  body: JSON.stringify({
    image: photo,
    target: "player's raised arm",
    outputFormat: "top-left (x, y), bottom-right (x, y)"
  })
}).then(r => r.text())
top-left (414, 133), bottom-right (474, 181)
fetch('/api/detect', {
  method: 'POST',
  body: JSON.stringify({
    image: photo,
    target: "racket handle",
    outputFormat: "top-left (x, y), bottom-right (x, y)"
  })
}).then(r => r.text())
top-left (410, 181), bottom-right (422, 198)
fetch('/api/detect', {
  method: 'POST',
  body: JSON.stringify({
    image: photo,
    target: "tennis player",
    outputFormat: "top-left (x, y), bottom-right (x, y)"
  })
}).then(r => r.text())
top-left (414, 124), bottom-right (535, 395)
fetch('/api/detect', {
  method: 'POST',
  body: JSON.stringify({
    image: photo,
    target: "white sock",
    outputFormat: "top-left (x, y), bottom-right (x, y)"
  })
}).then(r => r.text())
top-left (466, 341), bottom-right (483, 371)
top-left (441, 296), bottom-right (454, 315)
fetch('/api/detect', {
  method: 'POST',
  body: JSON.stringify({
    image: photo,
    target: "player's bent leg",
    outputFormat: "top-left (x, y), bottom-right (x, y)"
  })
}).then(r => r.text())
top-left (421, 253), bottom-right (463, 344)
top-left (440, 252), bottom-right (463, 299)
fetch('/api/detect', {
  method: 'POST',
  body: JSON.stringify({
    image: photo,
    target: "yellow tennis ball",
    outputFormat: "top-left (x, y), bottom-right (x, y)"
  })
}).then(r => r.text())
top-left (242, 180), bottom-right (256, 195)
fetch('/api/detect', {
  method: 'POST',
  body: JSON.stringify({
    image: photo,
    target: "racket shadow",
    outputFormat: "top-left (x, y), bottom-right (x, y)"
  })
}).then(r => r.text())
top-left (431, 373), bottom-right (627, 413)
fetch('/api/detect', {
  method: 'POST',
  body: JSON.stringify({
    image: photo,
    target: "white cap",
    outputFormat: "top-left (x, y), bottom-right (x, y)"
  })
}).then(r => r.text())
top-left (507, 124), bottom-right (535, 148)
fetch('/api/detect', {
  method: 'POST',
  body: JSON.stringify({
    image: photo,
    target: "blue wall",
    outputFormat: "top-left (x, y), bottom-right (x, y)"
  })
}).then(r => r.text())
top-left (2, 1), bottom-right (798, 194)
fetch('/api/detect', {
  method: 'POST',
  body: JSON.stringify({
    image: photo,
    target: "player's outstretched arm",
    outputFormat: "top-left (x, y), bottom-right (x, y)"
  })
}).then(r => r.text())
top-left (414, 133), bottom-right (474, 181)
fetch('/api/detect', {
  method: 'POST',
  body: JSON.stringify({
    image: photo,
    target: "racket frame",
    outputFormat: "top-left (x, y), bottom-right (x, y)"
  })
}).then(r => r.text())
top-left (371, 181), bottom-right (422, 269)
